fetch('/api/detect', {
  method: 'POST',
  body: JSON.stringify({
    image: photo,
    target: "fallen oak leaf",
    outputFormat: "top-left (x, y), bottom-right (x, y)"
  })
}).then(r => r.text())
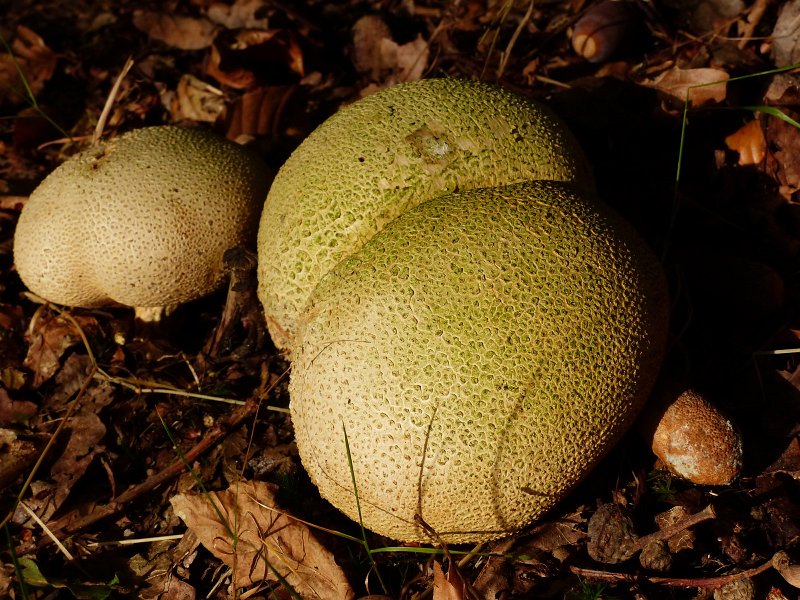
top-left (0, 387), bottom-right (36, 425)
top-left (170, 480), bottom-right (354, 599)
top-left (642, 66), bottom-right (729, 110)
top-left (133, 10), bottom-right (219, 50)
top-left (170, 74), bottom-right (226, 123)
top-left (207, 29), bottom-right (304, 89)
top-left (433, 561), bottom-right (465, 600)
top-left (207, 0), bottom-right (270, 30)
top-left (49, 412), bottom-right (107, 511)
top-left (23, 307), bottom-right (100, 388)
top-left (224, 85), bottom-right (295, 141)
top-left (351, 15), bottom-right (429, 91)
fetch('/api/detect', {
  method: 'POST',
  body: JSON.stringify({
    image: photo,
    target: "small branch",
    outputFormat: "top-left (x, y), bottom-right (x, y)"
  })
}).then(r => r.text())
top-left (569, 552), bottom-right (777, 589)
top-left (634, 504), bottom-right (716, 552)
top-left (41, 397), bottom-right (260, 541)
top-left (93, 56), bottom-right (134, 145)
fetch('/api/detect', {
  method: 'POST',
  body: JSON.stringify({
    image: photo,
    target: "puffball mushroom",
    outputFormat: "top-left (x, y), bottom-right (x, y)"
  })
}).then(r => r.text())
top-left (13, 126), bottom-right (269, 319)
top-left (651, 389), bottom-right (743, 486)
top-left (257, 78), bottom-right (594, 352)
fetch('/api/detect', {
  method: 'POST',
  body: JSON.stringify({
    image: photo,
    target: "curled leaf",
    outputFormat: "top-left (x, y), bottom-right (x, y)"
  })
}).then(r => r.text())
top-left (643, 66), bottom-right (729, 109)
top-left (170, 480), bottom-right (354, 599)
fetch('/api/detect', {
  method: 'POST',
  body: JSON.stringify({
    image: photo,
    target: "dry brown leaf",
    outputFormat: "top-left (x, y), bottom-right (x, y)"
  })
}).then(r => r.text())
top-left (0, 387), bottom-right (37, 425)
top-left (170, 480), bottom-right (354, 599)
top-left (433, 561), bottom-right (465, 600)
top-left (725, 119), bottom-right (766, 166)
top-left (207, 29), bottom-right (304, 89)
top-left (207, 0), bottom-right (270, 30)
top-left (171, 74), bottom-right (225, 122)
top-left (654, 506), bottom-right (696, 553)
top-left (225, 85), bottom-right (295, 140)
top-left (23, 309), bottom-right (99, 388)
top-left (0, 428), bottom-right (42, 490)
top-left (764, 109), bottom-right (800, 198)
top-left (351, 16), bottom-right (392, 78)
top-left (525, 517), bottom-right (586, 553)
top-left (772, 0), bottom-right (800, 67)
top-left (686, 0), bottom-right (745, 35)
top-left (351, 16), bottom-right (428, 92)
top-left (0, 25), bottom-right (57, 106)
top-left (642, 66), bottom-right (729, 109)
top-left (133, 10), bottom-right (219, 50)
top-left (392, 36), bottom-right (429, 83)
top-left (49, 412), bottom-right (106, 510)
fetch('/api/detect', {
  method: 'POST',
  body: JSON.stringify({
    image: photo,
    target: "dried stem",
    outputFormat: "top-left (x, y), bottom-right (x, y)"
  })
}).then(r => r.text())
top-left (634, 504), bottom-right (716, 552)
top-left (39, 397), bottom-right (260, 543)
top-left (570, 552), bottom-right (777, 589)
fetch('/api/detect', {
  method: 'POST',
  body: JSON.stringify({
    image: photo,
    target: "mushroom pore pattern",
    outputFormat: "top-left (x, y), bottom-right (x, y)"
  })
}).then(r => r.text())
top-left (258, 79), bottom-right (670, 543)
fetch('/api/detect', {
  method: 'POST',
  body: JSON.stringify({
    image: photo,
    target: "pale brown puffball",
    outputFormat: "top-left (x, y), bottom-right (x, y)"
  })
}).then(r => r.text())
top-left (651, 389), bottom-right (742, 486)
top-left (14, 126), bottom-right (269, 315)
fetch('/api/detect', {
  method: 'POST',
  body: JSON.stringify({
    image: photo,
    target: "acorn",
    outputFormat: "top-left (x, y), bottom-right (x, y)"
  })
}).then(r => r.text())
top-left (572, 0), bottom-right (639, 63)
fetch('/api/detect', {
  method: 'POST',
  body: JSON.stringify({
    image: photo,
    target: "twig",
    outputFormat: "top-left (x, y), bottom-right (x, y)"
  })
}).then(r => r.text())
top-left (633, 504), bottom-right (716, 552)
top-left (497, 0), bottom-right (534, 80)
top-left (737, 0), bottom-right (769, 50)
top-left (93, 56), bottom-right (134, 145)
top-left (569, 552), bottom-right (777, 589)
top-left (0, 355), bottom-right (97, 530)
top-left (40, 397), bottom-right (260, 541)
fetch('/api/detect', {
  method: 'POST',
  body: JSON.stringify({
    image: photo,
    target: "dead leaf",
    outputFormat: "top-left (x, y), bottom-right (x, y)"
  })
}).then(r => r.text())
top-left (525, 517), bottom-right (586, 553)
top-left (725, 119), bottom-right (766, 166)
top-left (764, 109), bottom-right (800, 199)
top-left (0, 25), bottom-right (57, 106)
top-left (170, 480), bottom-right (354, 599)
top-left (224, 85), bottom-right (295, 141)
top-left (0, 387), bottom-right (37, 425)
top-left (133, 10), bottom-right (219, 50)
top-left (0, 428), bottom-right (43, 490)
top-left (642, 66), bottom-right (729, 110)
top-left (207, 0), bottom-right (270, 30)
top-left (47, 353), bottom-right (114, 412)
top-left (129, 530), bottom-right (200, 600)
top-left (351, 16), bottom-right (393, 78)
top-left (49, 412), bottom-right (106, 510)
top-left (207, 29), bottom-right (304, 90)
top-left (686, 0), bottom-right (745, 35)
top-left (761, 436), bottom-right (800, 479)
top-left (351, 16), bottom-right (429, 91)
top-left (654, 506), bottom-right (696, 553)
top-left (392, 36), bottom-right (429, 83)
top-left (772, 0), bottom-right (800, 67)
top-left (170, 74), bottom-right (226, 123)
top-left (0, 303), bottom-right (26, 372)
top-left (23, 308), bottom-right (99, 388)
top-left (433, 561), bottom-right (465, 600)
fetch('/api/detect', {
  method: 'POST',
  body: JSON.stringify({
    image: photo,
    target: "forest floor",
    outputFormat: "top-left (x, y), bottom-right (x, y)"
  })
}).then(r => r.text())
top-left (3, 0), bottom-right (800, 598)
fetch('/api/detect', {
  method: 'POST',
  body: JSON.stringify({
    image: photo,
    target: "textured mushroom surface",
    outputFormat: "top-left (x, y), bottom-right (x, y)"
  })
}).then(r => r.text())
top-left (14, 126), bottom-right (269, 310)
top-left (651, 390), bottom-right (742, 486)
top-left (290, 181), bottom-right (669, 543)
top-left (257, 78), bottom-right (594, 351)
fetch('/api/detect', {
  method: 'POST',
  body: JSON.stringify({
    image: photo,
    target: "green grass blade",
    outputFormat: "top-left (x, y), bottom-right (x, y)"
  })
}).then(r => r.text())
top-left (342, 421), bottom-right (389, 594)
top-left (5, 524), bottom-right (30, 599)
top-left (738, 105), bottom-right (800, 129)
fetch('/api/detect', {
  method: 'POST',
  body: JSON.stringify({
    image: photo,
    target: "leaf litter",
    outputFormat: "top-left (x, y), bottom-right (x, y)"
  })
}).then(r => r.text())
top-left (5, 0), bottom-right (800, 598)
top-left (170, 479), bottom-right (354, 598)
